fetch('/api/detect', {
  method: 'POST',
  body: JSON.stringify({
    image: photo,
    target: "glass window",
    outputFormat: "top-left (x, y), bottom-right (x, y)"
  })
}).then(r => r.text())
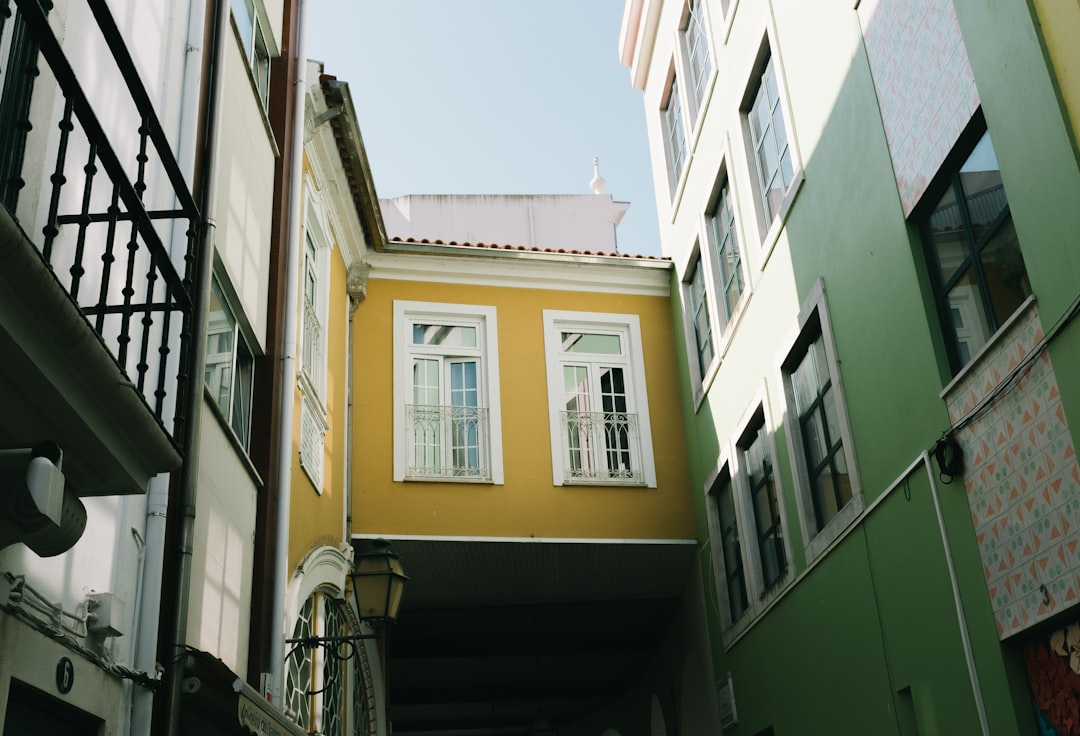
top-left (712, 468), bottom-right (749, 623)
top-left (543, 311), bottom-right (657, 487)
top-left (682, 0), bottom-right (712, 121)
top-left (205, 277), bottom-right (253, 449)
top-left (747, 56), bottom-right (794, 227)
top-left (394, 302), bottom-right (502, 483)
top-left (232, 0), bottom-right (271, 109)
top-left (709, 180), bottom-right (744, 328)
top-left (686, 253), bottom-right (714, 380)
top-left (740, 418), bottom-right (785, 589)
top-left (663, 75), bottom-right (687, 196)
top-left (921, 129), bottom-right (1030, 372)
top-left (791, 333), bottom-right (850, 529)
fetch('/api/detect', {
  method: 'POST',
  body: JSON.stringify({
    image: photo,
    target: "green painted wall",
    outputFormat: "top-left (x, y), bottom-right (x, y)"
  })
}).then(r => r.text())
top-left (664, 0), bottom-right (1080, 732)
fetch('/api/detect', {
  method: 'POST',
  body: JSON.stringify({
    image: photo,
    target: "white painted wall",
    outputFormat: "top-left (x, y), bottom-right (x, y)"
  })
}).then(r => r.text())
top-left (380, 194), bottom-right (631, 253)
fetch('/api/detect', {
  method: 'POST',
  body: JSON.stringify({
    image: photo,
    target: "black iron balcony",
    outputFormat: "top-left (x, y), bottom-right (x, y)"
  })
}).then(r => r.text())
top-left (0, 0), bottom-right (201, 496)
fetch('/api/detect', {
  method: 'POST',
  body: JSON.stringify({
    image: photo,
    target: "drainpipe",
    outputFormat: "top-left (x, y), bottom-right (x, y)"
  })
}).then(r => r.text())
top-left (268, 0), bottom-right (307, 706)
top-left (922, 452), bottom-right (990, 735)
top-left (129, 3), bottom-right (208, 735)
top-left (163, 0), bottom-right (227, 733)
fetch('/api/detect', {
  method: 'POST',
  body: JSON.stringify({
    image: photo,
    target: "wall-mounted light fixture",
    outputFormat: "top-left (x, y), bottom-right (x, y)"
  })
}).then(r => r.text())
top-left (286, 539), bottom-right (408, 657)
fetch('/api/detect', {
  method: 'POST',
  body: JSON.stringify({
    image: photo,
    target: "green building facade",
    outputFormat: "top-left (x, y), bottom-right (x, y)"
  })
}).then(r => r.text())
top-left (621, 0), bottom-right (1080, 732)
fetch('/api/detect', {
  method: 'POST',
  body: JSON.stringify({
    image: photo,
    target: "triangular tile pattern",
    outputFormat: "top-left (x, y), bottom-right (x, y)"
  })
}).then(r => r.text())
top-left (945, 303), bottom-right (1080, 639)
top-left (857, 0), bottom-right (980, 216)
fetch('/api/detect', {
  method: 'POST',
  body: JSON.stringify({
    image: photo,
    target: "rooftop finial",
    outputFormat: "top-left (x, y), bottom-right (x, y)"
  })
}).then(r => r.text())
top-left (589, 155), bottom-right (607, 195)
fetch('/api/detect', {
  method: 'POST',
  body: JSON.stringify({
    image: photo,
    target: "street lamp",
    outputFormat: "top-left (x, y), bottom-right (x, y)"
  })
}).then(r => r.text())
top-left (286, 539), bottom-right (408, 654)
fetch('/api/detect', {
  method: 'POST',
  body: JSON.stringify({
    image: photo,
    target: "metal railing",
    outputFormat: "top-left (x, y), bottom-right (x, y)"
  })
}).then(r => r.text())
top-left (405, 404), bottom-right (489, 479)
top-left (0, 0), bottom-right (201, 442)
top-left (560, 410), bottom-right (643, 483)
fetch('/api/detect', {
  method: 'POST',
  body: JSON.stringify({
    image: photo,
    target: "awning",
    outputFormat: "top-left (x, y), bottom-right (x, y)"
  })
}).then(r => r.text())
top-left (181, 648), bottom-right (307, 736)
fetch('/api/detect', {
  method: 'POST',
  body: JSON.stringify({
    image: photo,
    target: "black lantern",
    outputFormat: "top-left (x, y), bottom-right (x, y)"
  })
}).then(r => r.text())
top-left (349, 538), bottom-right (408, 625)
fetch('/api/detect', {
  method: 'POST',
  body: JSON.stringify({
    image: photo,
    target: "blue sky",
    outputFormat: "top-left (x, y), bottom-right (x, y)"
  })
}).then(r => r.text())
top-left (306, 1), bottom-right (662, 257)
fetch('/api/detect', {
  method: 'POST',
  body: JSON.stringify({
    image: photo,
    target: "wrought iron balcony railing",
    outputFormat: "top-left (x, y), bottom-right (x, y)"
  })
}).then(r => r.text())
top-left (0, 0), bottom-right (201, 443)
top-left (560, 410), bottom-right (644, 483)
top-left (405, 404), bottom-right (490, 480)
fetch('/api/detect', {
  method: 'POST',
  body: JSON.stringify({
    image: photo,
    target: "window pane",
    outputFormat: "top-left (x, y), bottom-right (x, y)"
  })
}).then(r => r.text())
top-left (945, 270), bottom-right (992, 365)
top-left (232, 339), bottom-right (254, 448)
top-left (205, 281), bottom-right (236, 417)
top-left (713, 185), bottom-right (743, 322)
top-left (715, 475), bottom-right (749, 622)
top-left (413, 324), bottom-right (477, 347)
top-left (688, 257), bottom-right (714, 377)
top-left (684, 0), bottom-right (711, 110)
top-left (960, 132), bottom-right (1007, 243)
top-left (980, 217), bottom-right (1031, 325)
top-left (449, 361), bottom-right (478, 407)
top-left (563, 365), bottom-right (590, 412)
top-left (561, 332), bottom-right (622, 355)
top-left (413, 359), bottom-right (440, 405)
top-left (231, 0), bottom-right (254, 55)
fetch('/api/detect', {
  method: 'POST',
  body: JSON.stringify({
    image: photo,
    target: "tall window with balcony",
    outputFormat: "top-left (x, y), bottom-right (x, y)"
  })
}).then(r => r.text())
top-left (299, 227), bottom-right (329, 491)
top-left (745, 53), bottom-right (795, 232)
top-left (205, 276), bottom-right (254, 449)
top-left (393, 302), bottom-right (503, 483)
top-left (919, 124), bottom-right (1030, 373)
top-left (543, 311), bottom-right (656, 487)
top-left (681, 0), bottom-right (712, 125)
top-left (662, 73), bottom-right (687, 197)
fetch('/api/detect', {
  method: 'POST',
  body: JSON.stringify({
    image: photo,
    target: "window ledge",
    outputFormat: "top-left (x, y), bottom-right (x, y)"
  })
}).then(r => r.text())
top-left (403, 475), bottom-right (497, 485)
top-left (803, 494), bottom-right (865, 563)
top-left (203, 385), bottom-right (264, 487)
top-left (559, 480), bottom-right (651, 489)
top-left (721, 569), bottom-right (796, 650)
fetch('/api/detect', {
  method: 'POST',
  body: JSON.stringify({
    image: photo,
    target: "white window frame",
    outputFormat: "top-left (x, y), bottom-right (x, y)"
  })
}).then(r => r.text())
top-left (679, 0), bottom-right (713, 126)
top-left (661, 70), bottom-right (688, 198)
top-left (231, 0), bottom-right (272, 108)
top-left (703, 452), bottom-right (752, 638)
top-left (301, 189), bottom-right (331, 404)
top-left (779, 279), bottom-right (864, 562)
top-left (205, 274), bottom-right (255, 450)
top-left (740, 39), bottom-right (802, 246)
top-left (704, 392), bottom-right (793, 646)
top-left (542, 310), bottom-right (656, 488)
top-left (680, 243), bottom-right (719, 403)
top-left (393, 301), bottom-right (503, 484)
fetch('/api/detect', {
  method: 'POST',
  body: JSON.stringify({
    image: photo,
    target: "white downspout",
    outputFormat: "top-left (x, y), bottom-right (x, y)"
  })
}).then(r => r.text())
top-left (129, 2), bottom-right (207, 734)
top-left (923, 452), bottom-right (990, 735)
top-left (268, 0), bottom-right (307, 706)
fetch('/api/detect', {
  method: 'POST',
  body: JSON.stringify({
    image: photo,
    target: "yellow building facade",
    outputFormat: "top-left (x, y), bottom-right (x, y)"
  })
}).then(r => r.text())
top-left (287, 66), bottom-right (723, 736)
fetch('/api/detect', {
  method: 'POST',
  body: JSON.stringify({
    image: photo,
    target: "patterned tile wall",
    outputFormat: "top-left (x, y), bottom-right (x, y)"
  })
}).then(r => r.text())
top-left (944, 303), bottom-right (1080, 639)
top-left (857, 0), bottom-right (981, 215)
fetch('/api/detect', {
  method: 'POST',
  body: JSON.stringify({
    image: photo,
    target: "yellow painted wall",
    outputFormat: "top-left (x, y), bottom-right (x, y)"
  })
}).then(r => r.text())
top-left (1034, 0), bottom-right (1080, 143)
top-left (352, 276), bottom-right (696, 541)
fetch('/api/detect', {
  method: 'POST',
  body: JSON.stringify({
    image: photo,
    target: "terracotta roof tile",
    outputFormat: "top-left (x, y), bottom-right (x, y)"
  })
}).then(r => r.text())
top-left (389, 236), bottom-right (668, 261)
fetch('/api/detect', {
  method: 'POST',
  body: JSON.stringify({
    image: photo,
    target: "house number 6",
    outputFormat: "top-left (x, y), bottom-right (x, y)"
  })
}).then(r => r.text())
top-left (56, 657), bottom-right (74, 694)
